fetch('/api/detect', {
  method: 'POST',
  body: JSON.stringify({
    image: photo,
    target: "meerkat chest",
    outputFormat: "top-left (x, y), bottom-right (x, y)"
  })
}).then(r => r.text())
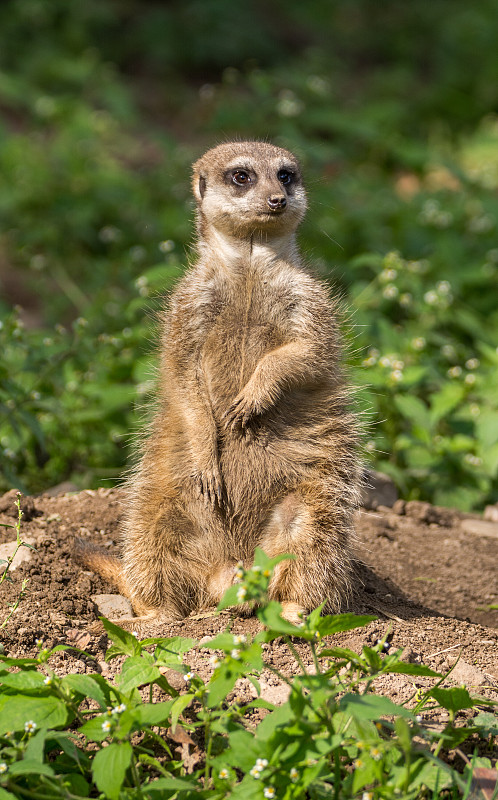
top-left (200, 276), bottom-right (297, 391)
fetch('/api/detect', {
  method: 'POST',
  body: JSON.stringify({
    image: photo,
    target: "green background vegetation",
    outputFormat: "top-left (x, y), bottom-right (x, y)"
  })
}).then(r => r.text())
top-left (1, 0), bottom-right (498, 510)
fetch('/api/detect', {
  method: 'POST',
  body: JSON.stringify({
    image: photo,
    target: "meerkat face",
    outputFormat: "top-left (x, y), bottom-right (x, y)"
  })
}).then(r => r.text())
top-left (192, 141), bottom-right (307, 239)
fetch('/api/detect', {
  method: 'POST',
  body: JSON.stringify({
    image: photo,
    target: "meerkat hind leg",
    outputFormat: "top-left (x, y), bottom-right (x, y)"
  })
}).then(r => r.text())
top-left (259, 490), bottom-right (351, 624)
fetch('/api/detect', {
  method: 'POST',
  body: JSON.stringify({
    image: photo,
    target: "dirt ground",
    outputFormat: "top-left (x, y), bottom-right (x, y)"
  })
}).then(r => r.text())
top-left (0, 486), bottom-right (497, 730)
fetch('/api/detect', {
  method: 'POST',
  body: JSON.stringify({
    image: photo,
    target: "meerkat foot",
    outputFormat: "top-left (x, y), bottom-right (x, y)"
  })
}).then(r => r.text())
top-left (280, 602), bottom-right (306, 625)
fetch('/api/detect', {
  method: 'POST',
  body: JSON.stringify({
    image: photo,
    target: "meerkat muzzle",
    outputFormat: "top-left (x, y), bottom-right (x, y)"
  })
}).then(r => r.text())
top-left (267, 195), bottom-right (287, 211)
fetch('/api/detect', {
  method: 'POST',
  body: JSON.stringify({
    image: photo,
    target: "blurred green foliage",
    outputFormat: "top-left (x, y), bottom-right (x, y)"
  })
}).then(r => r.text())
top-left (0, 0), bottom-right (497, 509)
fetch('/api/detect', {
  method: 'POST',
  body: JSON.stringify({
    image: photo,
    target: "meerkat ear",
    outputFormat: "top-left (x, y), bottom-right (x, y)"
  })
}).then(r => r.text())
top-left (193, 174), bottom-right (206, 202)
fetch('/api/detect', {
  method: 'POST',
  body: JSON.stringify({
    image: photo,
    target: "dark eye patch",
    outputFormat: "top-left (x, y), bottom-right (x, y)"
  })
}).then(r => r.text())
top-left (277, 169), bottom-right (294, 185)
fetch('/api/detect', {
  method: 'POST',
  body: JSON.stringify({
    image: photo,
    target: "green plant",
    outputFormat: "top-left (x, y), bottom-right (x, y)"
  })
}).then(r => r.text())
top-left (0, 551), bottom-right (495, 798)
top-left (0, 493), bottom-right (33, 629)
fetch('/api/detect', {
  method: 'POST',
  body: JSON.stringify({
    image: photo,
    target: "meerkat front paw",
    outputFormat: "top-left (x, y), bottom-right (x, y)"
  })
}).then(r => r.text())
top-left (223, 391), bottom-right (261, 434)
top-left (192, 462), bottom-right (224, 507)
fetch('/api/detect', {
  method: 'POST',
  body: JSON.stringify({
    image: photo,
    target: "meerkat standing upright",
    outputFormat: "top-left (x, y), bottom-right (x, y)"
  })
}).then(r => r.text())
top-left (81, 141), bottom-right (360, 625)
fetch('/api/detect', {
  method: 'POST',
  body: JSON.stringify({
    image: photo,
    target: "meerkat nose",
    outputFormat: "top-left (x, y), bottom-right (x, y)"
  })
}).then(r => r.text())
top-left (267, 195), bottom-right (287, 211)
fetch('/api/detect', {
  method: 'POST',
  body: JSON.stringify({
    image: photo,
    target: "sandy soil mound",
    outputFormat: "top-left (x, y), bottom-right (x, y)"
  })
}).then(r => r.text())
top-left (0, 487), bottom-right (496, 718)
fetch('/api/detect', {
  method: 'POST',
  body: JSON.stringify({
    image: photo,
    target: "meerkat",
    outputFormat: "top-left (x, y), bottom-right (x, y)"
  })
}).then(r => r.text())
top-left (79, 140), bottom-right (360, 627)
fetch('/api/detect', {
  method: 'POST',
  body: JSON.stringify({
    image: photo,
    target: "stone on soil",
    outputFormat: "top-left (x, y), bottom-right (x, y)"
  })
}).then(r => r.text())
top-left (91, 593), bottom-right (133, 620)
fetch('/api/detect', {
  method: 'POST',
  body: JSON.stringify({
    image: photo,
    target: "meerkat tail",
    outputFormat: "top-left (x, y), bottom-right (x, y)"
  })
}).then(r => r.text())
top-left (74, 538), bottom-right (129, 597)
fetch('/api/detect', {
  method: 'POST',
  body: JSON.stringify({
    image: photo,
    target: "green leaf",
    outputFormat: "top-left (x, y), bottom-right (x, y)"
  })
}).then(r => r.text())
top-left (412, 759), bottom-right (454, 792)
top-left (79, 714), bottom-right (111, 742)
top-left (431, 687), bottom-right (476, 712)
top-left (8, 759), bottom-right (55, 777)
top-left (207, 661), bottom-right (239, 708)
top-left (144, 776), bottom-right (198, 796)
top-left (92, 740), bottom-right (133, 800)
top-left (0, 788), bottom-right (18, 800)
top-left (257, 601), bottom-right (305, 635)
top-left (352, 756), bottom-right (378, 793)
top-left (102, 618), bottom-right (142, 657)
top-left (61, 674), bottom-right (108, 709)
top-left (224, 728), bottom-right (264, 770)
top-left (217, 583), bottom-right (244, 611)
top-left (64, 774), bottom-right (91, 797)
top-left (394, 716), bottom-right (412, 751)
top-left (339, 692), bottom-right (413, 720)
top-left (152, 637), bottom-right (196, 666)
top-left (0, 695), bottom-right (67, 734)
top-left (0, 656), bottom-right (39, 668)
top-left (0, 671), bottom-right (47, 690)
top-left (382, 662), bottom-right (442, 677)
top-left (133, 700), bottom-right (175, 727)
top-left (256, 702), bottom-right (294, 741)
top-left (320, 646), bottom-right (362, 662)
top-left (24, 728), bottom-right (49, 762)
top-left (474, 711), bottom-right (498, 737)
top-left (361, 645), bottom-right (382, 672)
top-left (394, 394), bottom-right (432, 432)
top-left (253, 547), bottom-right (295, 570)
top-left (429, 383), bottom-right (465, 426)
top-left (316, 613), bottom-right (377, 636)
top-left (117, 656), bottom-right (161, 694)
top-left (170, 694), bottom-right (193, 732)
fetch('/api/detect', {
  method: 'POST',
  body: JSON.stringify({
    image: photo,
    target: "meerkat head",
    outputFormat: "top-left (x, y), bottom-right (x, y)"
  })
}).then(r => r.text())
top-left (192, 141), bottom-right (307, 241)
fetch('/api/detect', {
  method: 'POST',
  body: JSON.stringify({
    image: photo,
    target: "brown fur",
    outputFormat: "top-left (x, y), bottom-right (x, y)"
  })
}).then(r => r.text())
top-left (79, 141), bottom-right (360, 627)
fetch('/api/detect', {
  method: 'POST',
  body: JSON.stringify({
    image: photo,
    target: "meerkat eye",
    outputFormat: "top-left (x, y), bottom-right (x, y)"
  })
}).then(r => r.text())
top-left (232, 170), bottom-right (251, 186)
top-left (277, 169), bottom-right (293, 185)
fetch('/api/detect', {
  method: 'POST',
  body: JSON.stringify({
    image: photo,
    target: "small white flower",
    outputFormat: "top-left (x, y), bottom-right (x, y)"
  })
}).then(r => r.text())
top-left (464, 454), bottom-right (482, 467)
top-left (249, 766), bottom-right (262, 778)
top-left (218, 768), bottom-right (229, 779)
top-left (0, 763), bottom-right (8, 774)
top-left (437, 280), bottom-right (451, 294)
top-left (234, 569), bottom-right (244, 580)
top-left (290, 766), bottom-right (299, 782)
top-left (382, 284), bottom-right (398, 299)
top-left (264, 788), bottom-right (276, 799)
top-left (101, 719), bottom-right (112, 733)
top-left (424, 290), bottom-right (439, 305)
top-left (111, 703), bottom-right (127, 715)
top-left (159, 239), bottom-right (175, 253)
top-left (24, 721), bottom-right (37, 734)
top-left (43, 676), bottom-right (52, 686)
top-left (370, 747), bottom-right (382, 761)
top-left (231, 649), bottom-right (241, 660)
top-left (379, 356), bottom-right (393, 368)
top-left (365, 440), bottom-right (376, 452)
top-left (465, 373), bottom-right (476, 385)
top-left (416, 715), bottom-right (423, 723)
top-left (209, 655), bottom-right (221, 668)
top-left (362, 356), bottom-right (377, 367)
top-left (184, 671), bottom-right (194, 682)
top-left (442, 344), bottom-right (456, 358)
top-left (362, 793), bottom-right (374, 800)
top-left (390, 369), bottom-right (403, 382)
top-left (469, 404), bottom-right (480, 417)
top-left (35, 639), bottom-right (43, 648)
top-left (131, 631), bottom-right (139, 638)
top-left (233, 634), bottom-right (246, 645)
top-left (236, 586), bottom-right (247, 602)
top-left (380, 268), bottom-right (398, 282)
top-left (465, 358), bottom-right (480, 370)
top-left (412, 337), bottom-right (426, 350)
top-left (448, 366), bottom-right (462, 378)
top-left (256, 758), bottom-right (268, 768)
top-left (251, 565), bottom-right (262, 573)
